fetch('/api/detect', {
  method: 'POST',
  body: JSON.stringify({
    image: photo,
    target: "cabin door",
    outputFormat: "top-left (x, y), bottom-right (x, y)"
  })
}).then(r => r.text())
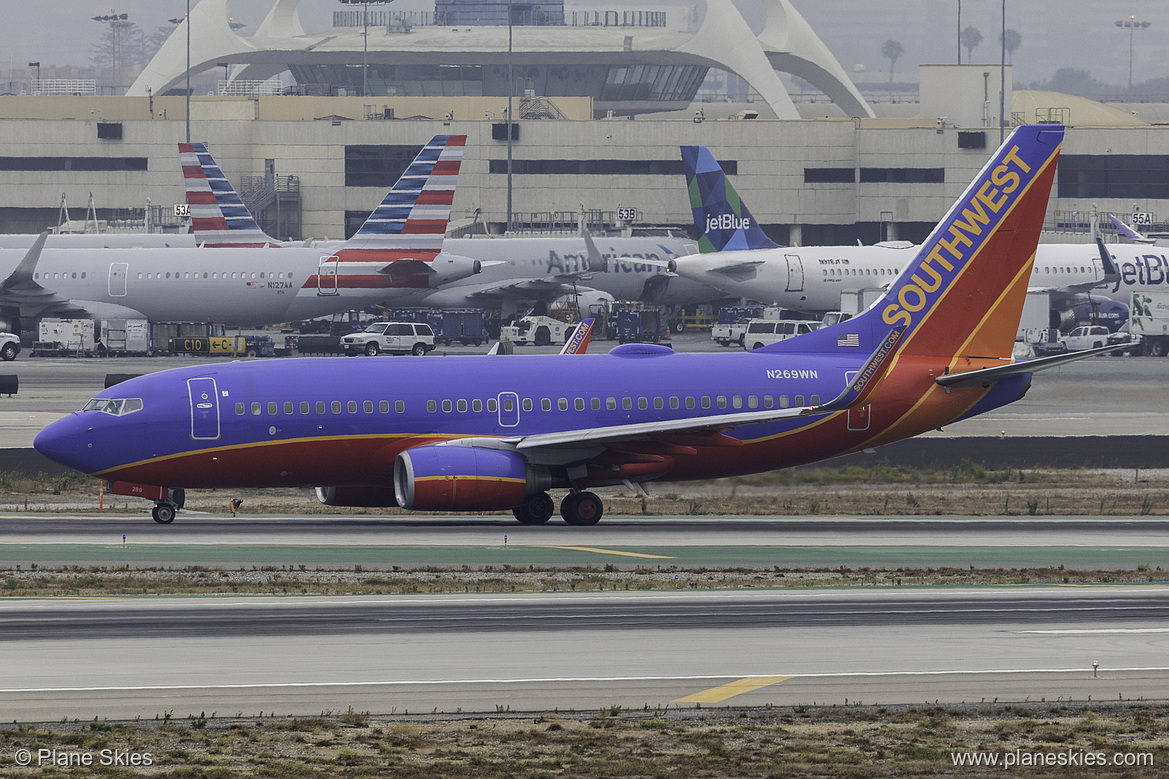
top-left (317, 255), bottom-right (339, 296)
top-left (784, 254), bottom-right (804, 292)
top-left (497, 392), bottom-right (520, 427)
top-left (108, 263), bottom-right (129, 297)
top-left (187, 377), bottom-right (221, 440)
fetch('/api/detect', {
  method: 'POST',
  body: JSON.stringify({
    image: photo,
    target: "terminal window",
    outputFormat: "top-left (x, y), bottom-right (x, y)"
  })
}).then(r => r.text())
top-left (1058, 155), bottom-right (1169, 199)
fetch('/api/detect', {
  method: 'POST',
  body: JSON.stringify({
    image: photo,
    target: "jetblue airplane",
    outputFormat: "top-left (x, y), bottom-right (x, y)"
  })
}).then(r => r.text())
top-left (37, 126), bottom-right (1114, 526)
top-left (675, 144), bottom-right (1121, 325)
top-left (0, 136), bottom-right (480, 326)
top-left (181, 141), bottom-right (714, 311)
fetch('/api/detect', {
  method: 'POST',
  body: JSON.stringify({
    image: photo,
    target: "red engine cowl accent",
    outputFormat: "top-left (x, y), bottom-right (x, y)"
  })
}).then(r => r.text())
top-left (314, 486), bottom-right (398, 507)
top-left (395, 445), bottom-right (543, 511)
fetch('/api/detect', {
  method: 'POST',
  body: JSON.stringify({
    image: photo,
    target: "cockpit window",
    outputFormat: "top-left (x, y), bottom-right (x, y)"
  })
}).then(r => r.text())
top-left (82, 398), bottom-right (143, 416)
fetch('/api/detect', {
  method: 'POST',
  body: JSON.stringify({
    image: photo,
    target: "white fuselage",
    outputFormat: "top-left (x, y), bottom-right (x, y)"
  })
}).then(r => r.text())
top-left (2, 246), bottom-right (407, 326)
top-left (671, 242), bottom-right (1125, 311)
top-left (395, 234), bottom-right (718, 309)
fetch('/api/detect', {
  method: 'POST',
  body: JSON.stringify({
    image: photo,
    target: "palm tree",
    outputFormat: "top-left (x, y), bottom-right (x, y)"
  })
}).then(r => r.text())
top-left (881, 39), bottom-right (904, 85)
top-left (998, 29), bottom-right (1022, 64)
top-left (960, 26), bottom-right (983, 63)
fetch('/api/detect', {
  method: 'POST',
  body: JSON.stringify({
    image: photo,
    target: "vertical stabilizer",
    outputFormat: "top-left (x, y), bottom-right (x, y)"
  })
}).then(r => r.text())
top-left (681, 145), bottom-right (781, 253)
top-left (339, 135), bottom-right (466, 262)
top-left (764, 125), bottom-right (1064, 364)
top-left (179, 143), bottom-right (277, 248)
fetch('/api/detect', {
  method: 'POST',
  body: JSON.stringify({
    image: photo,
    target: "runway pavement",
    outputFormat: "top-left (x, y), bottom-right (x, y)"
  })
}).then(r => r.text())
top-left (1, 587), bottom-right (1166, 721)
top-left (2, 514), bottom-right (1168, 568)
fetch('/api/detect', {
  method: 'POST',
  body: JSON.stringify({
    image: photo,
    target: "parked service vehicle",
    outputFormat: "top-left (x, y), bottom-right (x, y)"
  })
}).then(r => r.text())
top-left (0, 331), bottom-right (19, 361)
top-left (341, 321), bottom-right (436, 356)
top-left (711, 305), bottom-right (766, 347)
top-left (1131, 291), bottom-right (1169, 357)
top-left (391, 308), bottom-right (488, 346)
top-left (744, 319), bottom-right (822, 351)
top-left (500, 315), bottom-right (575, 346)
top-left (1060, 325), bottom-right (1110, 353)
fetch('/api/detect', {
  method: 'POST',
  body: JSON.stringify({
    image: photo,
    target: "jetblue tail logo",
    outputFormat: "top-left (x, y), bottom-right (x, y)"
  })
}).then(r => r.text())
top-left (179, 143), bottom-right (277, 248)
top-left (681, 145), bottom-right (780, 253)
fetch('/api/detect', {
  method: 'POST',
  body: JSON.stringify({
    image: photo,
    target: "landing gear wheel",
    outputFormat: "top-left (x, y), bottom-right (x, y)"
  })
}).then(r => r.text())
top-left (0, 343), bottom-right (15, 361)
top-left (561, 491), bottom-right (603, 526)
top-left (534, 327), bottom-right (551, 346)
top-left (411, 343), bottom-right (427, 356)
top-left (152, 503), bottom-right (176, 524)
top-left (513, 492), bottom-right (555, 524)
top-left (365, 342), bottom-right (380, 356)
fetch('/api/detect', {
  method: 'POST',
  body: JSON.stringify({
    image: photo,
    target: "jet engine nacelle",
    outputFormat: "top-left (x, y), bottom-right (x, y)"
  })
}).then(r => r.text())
top-left (394, 445), bottom-right (549, 511)
top-left (1056, 299), bottom-right (1129, 333)
top-left (314, 486), bottom-right (398, 507)
top-left (429, 253), bottom-right (483, 287)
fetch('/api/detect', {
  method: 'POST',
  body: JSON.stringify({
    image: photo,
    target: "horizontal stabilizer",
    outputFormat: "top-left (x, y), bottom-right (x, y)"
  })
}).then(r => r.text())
top-left (936, 339), bottom-right (1138, 388)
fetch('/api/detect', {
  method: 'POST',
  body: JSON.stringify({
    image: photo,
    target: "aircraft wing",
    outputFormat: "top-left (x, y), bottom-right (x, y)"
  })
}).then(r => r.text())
top-left (1027, 239), bottom-right (1121, 296)
top-left (497, 327), bottom-right (904, 452)
top-left (0, 232), bottom-right (86, 317)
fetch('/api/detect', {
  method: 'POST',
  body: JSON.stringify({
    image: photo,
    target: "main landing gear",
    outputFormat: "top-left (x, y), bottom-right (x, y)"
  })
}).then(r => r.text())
top-left (511, 491), bottom-right (604, 526)
top-left (151, 489), bottom-right (185, 524)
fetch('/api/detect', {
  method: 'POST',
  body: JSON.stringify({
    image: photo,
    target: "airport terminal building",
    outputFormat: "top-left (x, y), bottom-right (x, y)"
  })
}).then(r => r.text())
top-left (0, 0), bottom-right (1166, 245)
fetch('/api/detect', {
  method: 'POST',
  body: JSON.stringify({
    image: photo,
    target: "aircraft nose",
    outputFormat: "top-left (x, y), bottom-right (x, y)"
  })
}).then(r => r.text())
top-left (34, 415), bottom-right (96, 474)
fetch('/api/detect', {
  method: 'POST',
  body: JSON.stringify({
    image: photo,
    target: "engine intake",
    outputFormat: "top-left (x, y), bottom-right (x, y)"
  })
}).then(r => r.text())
top-left (394, 445), bottom-right (549, 511)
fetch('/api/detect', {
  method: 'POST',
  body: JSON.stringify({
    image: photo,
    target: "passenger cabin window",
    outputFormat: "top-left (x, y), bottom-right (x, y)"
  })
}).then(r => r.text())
top-left (268, 402), bottom-right (277, 415)
top-left (442, 400), bottom-right (452, 412)
top-left (396, 400), bottom-right (406, 413)
top-left (522, 399), bottom-right (533, 412)
top-left (348, 401), bottom-right (357, 413)
top-left (331, 401), bottom-right (341, 414)
top-left (316, 401), bottom-right (325, 414)
top-left (284, 402), bottom-right (293, 414)
top-left (487, 398), bottom-right (497, 412)
top-left (251, 402), bottom-right (261, 415)
top-left (457, 399), bottom-right (467, 412)
top-left (379, 400), bottom-right (389, 413)
top-left (472, 399), bottom-right (482, 412)
top-left (701, 396), bottom-right (711, 409)
top-left (622, 398), bottom-right (632, 410)
top-left (541, 399), bottom-right (552, 411)
top-left (427, 400), bottom-right (437, 413)
top-left (235, 403), bottom-right (245, 415)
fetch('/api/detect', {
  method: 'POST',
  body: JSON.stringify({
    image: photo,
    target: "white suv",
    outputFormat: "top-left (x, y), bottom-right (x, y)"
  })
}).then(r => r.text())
top-left (341, 322), bottom-right (436, 356)
top-left (0, 332), bottom-right (19, 361)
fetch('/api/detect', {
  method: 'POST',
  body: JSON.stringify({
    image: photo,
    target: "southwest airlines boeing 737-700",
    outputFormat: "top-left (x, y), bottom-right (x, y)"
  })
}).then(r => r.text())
top-left (35, 125), bottom-right (1122, 526)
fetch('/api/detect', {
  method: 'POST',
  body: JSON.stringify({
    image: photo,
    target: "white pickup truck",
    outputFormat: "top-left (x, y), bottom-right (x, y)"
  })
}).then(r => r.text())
top-left (1059, 325), bottom-right (1110, 353)
top-left (340, 321), bottom-right (435, 356)
top-left (0, 332), bottom-right (19, 361)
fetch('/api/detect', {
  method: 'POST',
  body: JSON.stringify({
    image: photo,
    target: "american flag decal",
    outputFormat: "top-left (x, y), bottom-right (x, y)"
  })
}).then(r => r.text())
top-left (837, 333), bottom-right (860, 347)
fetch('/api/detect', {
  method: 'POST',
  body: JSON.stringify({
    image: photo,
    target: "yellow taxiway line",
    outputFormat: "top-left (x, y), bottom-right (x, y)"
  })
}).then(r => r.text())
top-left (674, 676), bottom-right (793, 704)
top-left (534, 546), bottom-right (675, 559)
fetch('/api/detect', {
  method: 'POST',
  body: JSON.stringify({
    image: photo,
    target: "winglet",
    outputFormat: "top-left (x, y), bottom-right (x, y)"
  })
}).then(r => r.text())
top-left (0, 231), bottom-right (48, 290)
top-left (560, 318), bottom-right (596, 354)
top-left (581, 231), bottom-right (608, 272)
top-left (1096, 237), bottom-right (1121, 284)
top-left (1107, 214), bottom-right (1153, 243)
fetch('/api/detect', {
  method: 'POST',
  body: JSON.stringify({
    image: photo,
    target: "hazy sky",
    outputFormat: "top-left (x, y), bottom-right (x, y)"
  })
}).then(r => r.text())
top-left (4, 1), bottom-right (1167, 89)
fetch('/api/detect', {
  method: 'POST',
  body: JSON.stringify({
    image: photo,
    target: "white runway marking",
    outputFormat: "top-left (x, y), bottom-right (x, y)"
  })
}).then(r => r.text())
top-left (5, 666), bottom-right (1169, 695)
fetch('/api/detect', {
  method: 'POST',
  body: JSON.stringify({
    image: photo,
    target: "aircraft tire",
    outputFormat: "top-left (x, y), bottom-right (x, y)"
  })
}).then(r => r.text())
top-left (0, 343), bottom-right (15, 361)
top-left (365, 342), bottom-right (379, 356)
top-left (411, 343), bottom-right (427, 356)
top-left (534, 327), bottom-right (551, 347)
top-left (513, 493), bottom-right (554, 524)
top-left (562, 492), bottom-right (603, 526)
top-left (152, 503), bottom-right (176, 524)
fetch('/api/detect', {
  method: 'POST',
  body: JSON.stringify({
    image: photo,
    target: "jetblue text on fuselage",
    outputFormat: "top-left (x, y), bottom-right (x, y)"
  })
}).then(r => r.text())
top-left (1110, 254), bottom-right (1169, 293)
top-left (706, 213), bottom-right (750, 234)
